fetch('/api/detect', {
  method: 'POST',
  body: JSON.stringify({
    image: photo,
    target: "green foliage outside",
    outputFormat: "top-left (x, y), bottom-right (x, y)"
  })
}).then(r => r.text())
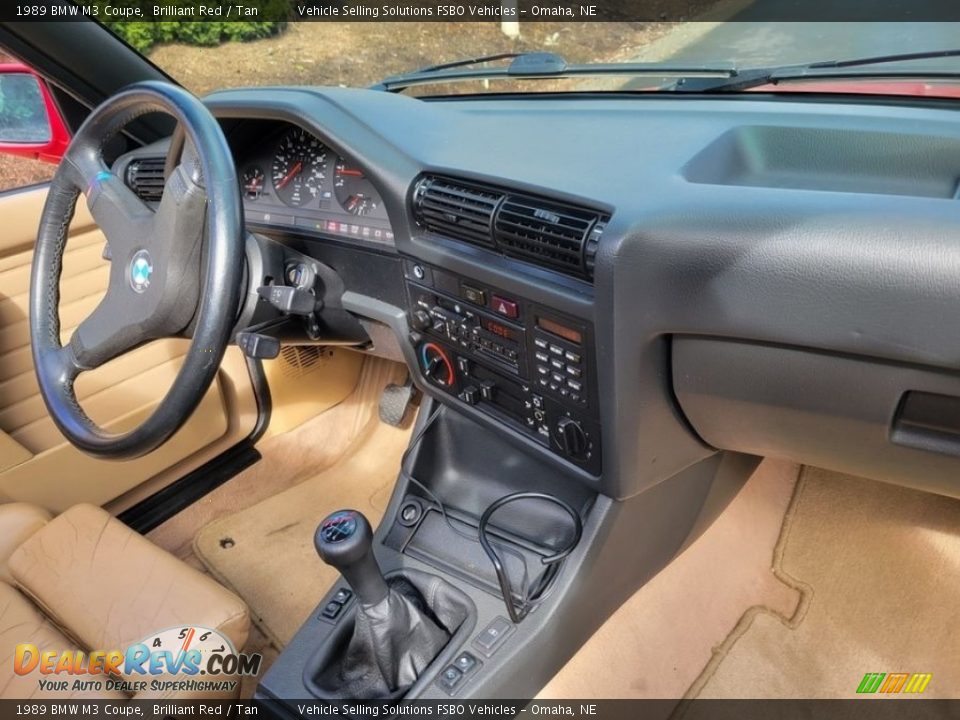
top-left (89, 0), bottom-right (290, 53)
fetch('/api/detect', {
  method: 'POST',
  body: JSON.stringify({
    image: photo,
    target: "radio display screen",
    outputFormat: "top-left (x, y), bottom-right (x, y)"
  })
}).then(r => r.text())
top-left (481, 317), bottom-right (521, 342)
top-left (536, 317), bottom-right (583, 345)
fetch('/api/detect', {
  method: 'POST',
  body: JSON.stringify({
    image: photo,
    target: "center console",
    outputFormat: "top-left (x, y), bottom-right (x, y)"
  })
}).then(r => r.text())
top-left (403, 262), bottom-right (602, 475)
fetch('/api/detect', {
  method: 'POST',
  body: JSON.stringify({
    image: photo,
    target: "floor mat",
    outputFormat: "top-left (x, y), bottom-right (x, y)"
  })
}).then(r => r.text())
top-left (148, 356), bottom-right (405, 562)
top-left (539, 459), bottom-right (801, 699)
top-left (193, 413), bottom-right (413, 647)
top-left (688, 467), bottom-right (960, 699)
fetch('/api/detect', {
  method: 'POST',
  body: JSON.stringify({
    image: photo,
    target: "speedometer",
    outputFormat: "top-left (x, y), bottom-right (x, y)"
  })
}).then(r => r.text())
top-left (334, 159), bottom-right (381, 216)
top-left (271, 128), bottom-right (329, 207)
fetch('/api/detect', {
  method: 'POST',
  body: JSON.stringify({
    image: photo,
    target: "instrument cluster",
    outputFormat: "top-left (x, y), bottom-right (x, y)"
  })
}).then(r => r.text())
top-left (236, 124), bottom-right (394, 248)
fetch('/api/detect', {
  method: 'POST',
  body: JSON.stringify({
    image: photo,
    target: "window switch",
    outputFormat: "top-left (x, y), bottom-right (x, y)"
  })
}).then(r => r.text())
top-left (473, 616), bottom-right (513, 657)
top-left (438, 665), bottom-right (463, 692)
top-left (331, 588), bottom-right (352, 605)
top-left (454, 652), bottom-right (479, 674)
top-left (321, 601), bottom-right (343, 620)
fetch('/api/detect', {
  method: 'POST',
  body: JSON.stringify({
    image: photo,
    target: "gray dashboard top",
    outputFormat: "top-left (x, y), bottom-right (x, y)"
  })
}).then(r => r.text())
top-left (206, 87), bottom-right (960, 498)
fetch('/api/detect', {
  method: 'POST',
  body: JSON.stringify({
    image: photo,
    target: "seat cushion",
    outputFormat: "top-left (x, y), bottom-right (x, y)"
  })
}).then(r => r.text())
top-left (9, 504), bottom-right (250, 670)
top-left (0, 582), bottom-right (127, 700)
top-left (0, 504), bottom-right (51, 585)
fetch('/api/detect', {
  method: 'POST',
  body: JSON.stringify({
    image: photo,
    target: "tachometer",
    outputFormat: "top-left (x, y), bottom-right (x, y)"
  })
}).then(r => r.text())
top-left (334, 159), bottom-right (380, 216)
top-left (271, 128), bottom-right (329, 207)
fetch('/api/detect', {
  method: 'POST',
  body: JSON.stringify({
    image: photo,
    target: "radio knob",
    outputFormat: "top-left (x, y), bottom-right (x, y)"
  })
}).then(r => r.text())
top-left (555, 417), bottom-right (588, 458)
top-left (410, 309), bottom-right (431, 332)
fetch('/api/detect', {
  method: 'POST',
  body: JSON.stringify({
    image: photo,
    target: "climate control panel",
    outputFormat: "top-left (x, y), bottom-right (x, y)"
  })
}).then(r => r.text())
top-left (404, 262), bottom-right (601, 475)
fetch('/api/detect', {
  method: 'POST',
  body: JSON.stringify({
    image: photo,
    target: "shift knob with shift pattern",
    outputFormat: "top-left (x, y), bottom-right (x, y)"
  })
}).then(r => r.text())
top-left (314, 509), bottom-right (390, 605)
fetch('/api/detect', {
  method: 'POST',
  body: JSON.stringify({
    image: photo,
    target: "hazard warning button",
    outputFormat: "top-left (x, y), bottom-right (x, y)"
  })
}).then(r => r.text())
top-left (490, 295), bottom-right (519, 319)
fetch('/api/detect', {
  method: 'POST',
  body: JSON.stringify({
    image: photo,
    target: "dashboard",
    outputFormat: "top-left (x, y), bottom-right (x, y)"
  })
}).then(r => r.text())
top-left (121, 86), bottom-right (960, 504)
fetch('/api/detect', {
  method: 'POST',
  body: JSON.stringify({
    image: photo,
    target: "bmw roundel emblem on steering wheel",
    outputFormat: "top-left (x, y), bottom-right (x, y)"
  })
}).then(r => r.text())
top-left (129, 249), bottom-right (153, 293)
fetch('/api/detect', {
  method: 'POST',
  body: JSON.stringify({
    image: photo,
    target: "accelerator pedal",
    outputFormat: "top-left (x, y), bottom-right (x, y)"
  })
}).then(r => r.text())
top-left (379, 376), bottom-right (417, 427)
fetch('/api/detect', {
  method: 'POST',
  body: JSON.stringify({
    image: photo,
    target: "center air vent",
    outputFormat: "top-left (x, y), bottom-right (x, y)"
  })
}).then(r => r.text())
top-left (414, 175), bottom-right (607, 281)
top-left (124, 157), bottom-right (166, 202)
top-left (495, 197), bottom-right (601, 278)
top-left (414, 177), bottom-right (504, 248)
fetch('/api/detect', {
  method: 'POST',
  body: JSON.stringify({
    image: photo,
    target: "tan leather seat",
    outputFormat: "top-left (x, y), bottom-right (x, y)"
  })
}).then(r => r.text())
top-left (0, 503), bottom-right (250, 700)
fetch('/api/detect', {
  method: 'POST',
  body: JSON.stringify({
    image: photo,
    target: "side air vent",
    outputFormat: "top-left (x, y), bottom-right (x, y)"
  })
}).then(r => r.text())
top-left (414, 177), bottom-right (504, 248)
top-left (495, 196), bottom-right (604, 279)
top-left (124, 157), bottom-right (166, 202)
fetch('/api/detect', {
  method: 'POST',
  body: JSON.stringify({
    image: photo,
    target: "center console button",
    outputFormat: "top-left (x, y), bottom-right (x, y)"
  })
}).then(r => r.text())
top-left (439, 666), bottom-right (463, 691)
top-left (491, 295), bottom-right (519, 319)
top-left (454, 652), bottom-right (478, 673)
top-left (461, 284), bottom-right (486, 306)
top-left (480, 380), bottom-right (496, 400)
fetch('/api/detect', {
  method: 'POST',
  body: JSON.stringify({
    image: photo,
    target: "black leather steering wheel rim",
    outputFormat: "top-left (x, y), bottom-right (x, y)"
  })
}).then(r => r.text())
top-left (29, 81), bottom-right (243, 460)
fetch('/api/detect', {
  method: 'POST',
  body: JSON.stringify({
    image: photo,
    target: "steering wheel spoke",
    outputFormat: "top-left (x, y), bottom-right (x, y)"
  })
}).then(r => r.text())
top-left (70, 291), bottom-right (149, 371)
top-left (83, 170), bottom-right (155, 262)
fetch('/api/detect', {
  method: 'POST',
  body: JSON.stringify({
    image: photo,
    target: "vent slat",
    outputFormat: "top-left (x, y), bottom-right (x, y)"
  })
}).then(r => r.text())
top-left (125, 157), bottom-right (166, 202)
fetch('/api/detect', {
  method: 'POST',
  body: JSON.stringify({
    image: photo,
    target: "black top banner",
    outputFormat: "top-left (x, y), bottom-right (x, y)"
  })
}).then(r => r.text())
top-left (6, 0), bottom-right (960, 22)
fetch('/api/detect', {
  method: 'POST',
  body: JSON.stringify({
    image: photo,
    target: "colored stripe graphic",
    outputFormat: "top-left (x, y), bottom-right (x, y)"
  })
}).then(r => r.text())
top-left (903, 673), bottom-right (933, 694)
top-left (857, 673), bottom-right (886, 693)
top-left (857, 672), bottom-right (932, 694)
top-left (880, 673), bottom-right (909, 693)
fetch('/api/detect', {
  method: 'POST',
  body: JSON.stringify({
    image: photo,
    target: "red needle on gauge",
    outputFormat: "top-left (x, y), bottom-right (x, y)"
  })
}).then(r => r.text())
top-left (338, 167), bottom-right (363, 177)
top-left (276, 161), bottom-right (302, 189)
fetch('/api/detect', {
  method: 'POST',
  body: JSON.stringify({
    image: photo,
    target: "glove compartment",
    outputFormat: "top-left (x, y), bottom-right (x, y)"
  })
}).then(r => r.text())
top-left (673, 336), bottom-right (960, 499)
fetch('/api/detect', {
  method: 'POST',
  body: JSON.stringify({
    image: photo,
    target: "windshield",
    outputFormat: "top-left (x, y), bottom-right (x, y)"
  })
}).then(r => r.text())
top-left (116, 19), bottom-right (960, 98)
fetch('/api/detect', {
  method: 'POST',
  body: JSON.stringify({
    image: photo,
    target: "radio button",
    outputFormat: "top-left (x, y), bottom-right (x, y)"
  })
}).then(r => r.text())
top-left (549, 344), bottom-right (564, 356)
top-left (567, 379), bottom-right (583, 392)
top-left (564, 350), bottom-right (581, 363)
top-left (535, 351), bottom-right (549, 363)
top-left (566, 365), bottom-right (582, 378)
top-left (534, 338), bottom-right (549, 350)
top-left (550, 359), bottom-right (565, 371)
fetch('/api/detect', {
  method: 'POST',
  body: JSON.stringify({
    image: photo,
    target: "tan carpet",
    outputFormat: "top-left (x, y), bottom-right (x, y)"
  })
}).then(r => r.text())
top-left (148, 356), bottom-right (406, 562)
top-left (689, 467), bottom-right (960, 699)
top-left (193, 413), bottom-right (413, 647)
top-left (539, 459), bottom-right (802, 699)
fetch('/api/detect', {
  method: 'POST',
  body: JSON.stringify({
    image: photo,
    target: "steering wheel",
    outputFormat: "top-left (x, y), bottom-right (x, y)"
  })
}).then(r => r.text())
top-left (29, 81), bottom-right (243, 459)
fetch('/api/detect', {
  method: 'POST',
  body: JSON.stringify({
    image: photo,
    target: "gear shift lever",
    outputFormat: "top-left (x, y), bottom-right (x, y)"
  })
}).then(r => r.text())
top-left (314, 510), bottom-right (389, 605)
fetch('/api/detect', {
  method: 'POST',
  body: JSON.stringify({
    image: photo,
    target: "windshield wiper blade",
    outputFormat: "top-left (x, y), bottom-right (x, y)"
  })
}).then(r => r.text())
top-left (807, 48), bottom-right (960, 70)
top-left (676, 49), bottom-right (960, 93)
top-left (403, 52), bottom-right (529, 75)
top-left (371, 52), bottom-right (737, 92)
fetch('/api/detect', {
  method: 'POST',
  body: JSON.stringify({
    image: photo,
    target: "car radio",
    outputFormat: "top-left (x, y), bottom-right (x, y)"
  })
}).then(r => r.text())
top-left (404, 262), bottom-right (601, 475)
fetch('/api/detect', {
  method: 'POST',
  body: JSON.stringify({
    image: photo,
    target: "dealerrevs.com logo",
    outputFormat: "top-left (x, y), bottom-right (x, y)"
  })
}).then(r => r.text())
top-left (14, 626), bottom-right (262, 695)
